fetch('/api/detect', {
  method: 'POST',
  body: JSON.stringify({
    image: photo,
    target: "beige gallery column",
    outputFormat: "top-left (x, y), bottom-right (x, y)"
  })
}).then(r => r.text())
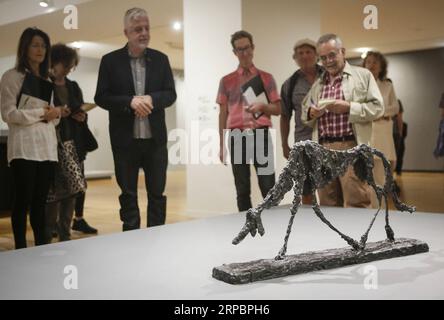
top-left (182, 0), bottom-right (242, 217)
top-left (181, 0), bottom-right (321, 217)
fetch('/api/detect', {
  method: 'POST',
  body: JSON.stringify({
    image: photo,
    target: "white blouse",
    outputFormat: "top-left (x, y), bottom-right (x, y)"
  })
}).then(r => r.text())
top-left (371, 79), bottom-right (400, 161)
top-left (0, 68), bottom-right (59, 164)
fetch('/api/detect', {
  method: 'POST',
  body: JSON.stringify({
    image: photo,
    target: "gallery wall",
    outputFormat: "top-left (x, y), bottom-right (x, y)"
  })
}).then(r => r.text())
top-left (0, 1), bottom-right (442, 219)
top-left (0, 55), bottom-right (179, 177)
top-left (384, 48), bottom-right (444, 171)
top-left (0, 56), bottom-right (16, 131)
top-left (350, 48), bottom-right (444, 172)
top-left (242, 0), bottom-right (321, 206)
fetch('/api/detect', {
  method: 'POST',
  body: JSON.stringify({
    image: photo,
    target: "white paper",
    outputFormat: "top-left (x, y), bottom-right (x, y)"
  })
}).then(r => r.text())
top-left (243, 87), bottom-right (268, 106)
top-left (317, 99), bottom-right (336, 110)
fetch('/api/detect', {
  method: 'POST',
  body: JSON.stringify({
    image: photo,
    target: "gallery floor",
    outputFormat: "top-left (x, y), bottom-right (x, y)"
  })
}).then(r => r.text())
top-left (0, 170), bottom-right (443, 252)
top-left (0, 204), bottom-right (443, 299)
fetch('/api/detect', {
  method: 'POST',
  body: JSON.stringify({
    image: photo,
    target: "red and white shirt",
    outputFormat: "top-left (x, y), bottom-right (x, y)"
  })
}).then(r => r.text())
top-left (318, 73), bottom-right (354, 138)
top-left (216, 65), bottom-right (280, 130)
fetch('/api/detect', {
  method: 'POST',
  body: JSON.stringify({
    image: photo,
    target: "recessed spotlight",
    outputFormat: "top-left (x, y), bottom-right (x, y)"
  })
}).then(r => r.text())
top-left (70, 41), bottom-right (83, 49)
top-left (355, 47), bottom-right (372, 59)
top-left (173, 22), bottom-right (182, 31)
top-left (39, 0), bottom-right (53, 8)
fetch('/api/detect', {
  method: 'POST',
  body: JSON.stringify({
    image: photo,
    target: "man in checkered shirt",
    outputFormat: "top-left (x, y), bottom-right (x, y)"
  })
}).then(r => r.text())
top-left (302, 34), bottom-right (384, 208)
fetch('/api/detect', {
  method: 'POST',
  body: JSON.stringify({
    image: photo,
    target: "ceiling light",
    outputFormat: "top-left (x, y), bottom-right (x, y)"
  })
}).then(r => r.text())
top-left (355, 47), bottom-right (372, 59)
top-left (39, 0), bottom-right (54, 8)
top-left (70, 41), bottom-right (83, 49)
top-left (173, 22), bottom-right (182, 31)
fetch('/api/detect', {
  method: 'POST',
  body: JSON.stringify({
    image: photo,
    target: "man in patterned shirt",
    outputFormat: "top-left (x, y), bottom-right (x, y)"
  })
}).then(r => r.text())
top-left (217, 30), bottom-right (281, 212)
top-left (302, 34), bottom-right (384, 208)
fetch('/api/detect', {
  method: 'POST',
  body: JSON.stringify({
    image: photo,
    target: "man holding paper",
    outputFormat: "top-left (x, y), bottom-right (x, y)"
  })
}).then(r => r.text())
top-left (217, 30), bottom-right (281, 212)
top-left (301, 34), bottom-right (384, 208)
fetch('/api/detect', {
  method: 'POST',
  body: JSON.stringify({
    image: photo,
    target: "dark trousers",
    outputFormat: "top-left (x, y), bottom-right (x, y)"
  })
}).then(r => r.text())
top-left (229, 128), bottom-right (275, 212)
top-left (75, 192), bottom-right (85, 218)
top-left (113, 139), bottom-right (168, 231)
top-left (45, 196), bottom-right (75, 243)
top-left (394, 134), bottom-right (405, 174)
top-left (10, 159), bottom-right (54, 249)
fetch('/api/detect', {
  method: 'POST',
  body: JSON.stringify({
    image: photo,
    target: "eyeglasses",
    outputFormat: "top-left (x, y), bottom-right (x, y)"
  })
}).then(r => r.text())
top-left (319, 50), bottom-right (340, 62)
top-left (234, 45), bottom-right (253, 54)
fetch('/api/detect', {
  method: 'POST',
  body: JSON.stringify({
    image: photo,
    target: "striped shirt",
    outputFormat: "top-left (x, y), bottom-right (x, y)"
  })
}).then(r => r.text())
top-left (129, 51), bottom-right (152, 139)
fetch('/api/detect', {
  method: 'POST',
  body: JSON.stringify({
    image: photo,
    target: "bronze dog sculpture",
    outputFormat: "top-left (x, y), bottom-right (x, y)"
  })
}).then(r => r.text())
top-left (232, 141), bottom-right (415, 260)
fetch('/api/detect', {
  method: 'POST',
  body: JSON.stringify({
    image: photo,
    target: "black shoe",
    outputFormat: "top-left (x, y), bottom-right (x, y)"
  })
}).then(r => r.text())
top-left (72, 219), bottom-right (98, 234)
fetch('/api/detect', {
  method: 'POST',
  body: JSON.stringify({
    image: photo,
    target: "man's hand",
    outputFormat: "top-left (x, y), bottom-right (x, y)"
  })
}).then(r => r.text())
top-left (72, 111), bottom-right (86, 122)
top-left (246, 102), bottom-right (266, 115)
top-left (282, 143), bottom-right (291, 159)
top-left (130, 95), bottom-right (153, 117)
top-left (141, 95), bottom-right (153, 108)
top-left (219, 144), bottom-right (227, 165)
top-left (325, 100), bottom-right (350, 114)
top-left (309, 106), bottom-right (325, 119)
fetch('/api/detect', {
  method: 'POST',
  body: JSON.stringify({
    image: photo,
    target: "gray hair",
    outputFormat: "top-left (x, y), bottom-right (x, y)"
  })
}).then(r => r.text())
top-left (124, 7), bottom-right (148, 28)
top-left (317, 33), bottom-right (343, 49)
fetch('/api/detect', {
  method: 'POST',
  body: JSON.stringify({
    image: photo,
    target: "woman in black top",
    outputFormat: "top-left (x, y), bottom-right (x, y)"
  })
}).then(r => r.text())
top-left (44, 43), bottom-right (98, 243)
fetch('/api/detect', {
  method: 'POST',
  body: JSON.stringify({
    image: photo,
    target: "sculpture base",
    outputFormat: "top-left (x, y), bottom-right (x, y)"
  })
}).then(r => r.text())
top-left (213, 238), bottom-right (429, 284)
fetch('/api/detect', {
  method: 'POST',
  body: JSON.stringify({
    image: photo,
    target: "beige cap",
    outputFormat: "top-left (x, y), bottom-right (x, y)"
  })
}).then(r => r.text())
top-left (293, 38), bottom-right (317, 51)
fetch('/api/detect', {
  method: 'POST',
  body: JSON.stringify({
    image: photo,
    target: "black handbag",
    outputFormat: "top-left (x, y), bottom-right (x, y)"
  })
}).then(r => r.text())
top-left (81, 123), bottom-right (98, 152)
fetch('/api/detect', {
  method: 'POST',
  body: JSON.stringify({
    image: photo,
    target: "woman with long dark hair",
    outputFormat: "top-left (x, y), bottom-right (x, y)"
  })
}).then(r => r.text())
top-left (0, 27), bottom-right (65, 249)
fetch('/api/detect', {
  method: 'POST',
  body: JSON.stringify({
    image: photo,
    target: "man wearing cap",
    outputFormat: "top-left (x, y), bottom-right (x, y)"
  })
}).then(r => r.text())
top-left (280, 38), bottom-right (323, 204)
top-left (301, 33), bottom-right (384, 208)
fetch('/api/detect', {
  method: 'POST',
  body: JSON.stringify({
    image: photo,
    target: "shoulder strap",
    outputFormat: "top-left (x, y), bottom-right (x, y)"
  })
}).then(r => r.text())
top-left (16, 71), bottom-right (53, 108)
top-left (287, 71), bottom-right (299, 107)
